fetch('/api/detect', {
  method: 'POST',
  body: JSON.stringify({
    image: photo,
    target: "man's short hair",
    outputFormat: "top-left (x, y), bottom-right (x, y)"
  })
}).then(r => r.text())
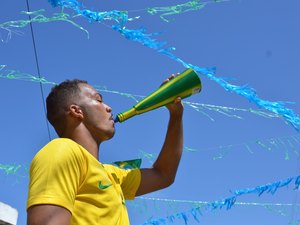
top-left (46, 79), bottom-right (87, 132)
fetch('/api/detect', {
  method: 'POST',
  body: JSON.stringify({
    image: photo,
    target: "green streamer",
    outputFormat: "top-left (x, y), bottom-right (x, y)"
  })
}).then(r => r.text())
top-left (0, 163), bottom-right (29, 182)
top-left (184, 101), bottom-right (281, 121)
top-left (130, 196), bottom-right (300, 223)
top-left (147, 0), bottom-right (206, 22)
top-left (213, 145), bottom-right (233, 160)
top-left (139, 146), bottom-right (199, 164)
top-left (208, 134), bottom-right (300, 160)
top-left (256, 140), bottom-right (272, 151)
top-left (289, 221), bottom-right (300, 225)
top-left (184, 146), bottom-right (198, 152)
top-left (244, 143), bottom-right (254, 154)
top-left (0, 9), bottom-right (89, 42)
top-left (138, 150), bottom-right (157, 164)
top-left (278, 138), bottom-right (290, 160)
top-left (137, 196), bottom-right (300, 207)
top-left (0, 164), bottom-right (22, 175)
top-left (1, 65), bottom-right (286, 123)
top-left (150, 134), bottom-right (300, 161)
top-left (146, 0), bottom-right (228, 22)
top-left (93, 85), bottom-right (141, 103)
top-left (2, 66), bottom-right (299, 160)
top-left (0, 65), bottom-right (56, 85)
top-left (268, 138), bottom-right (280, 149)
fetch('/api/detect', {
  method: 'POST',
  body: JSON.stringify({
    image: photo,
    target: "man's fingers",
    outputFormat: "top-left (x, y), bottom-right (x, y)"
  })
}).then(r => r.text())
top-left (160, 74), bottom-right (176, 87)
top-left (174, 97), bottom-right (182, 103)
top-left (168, 74), bottom-right (175, 80)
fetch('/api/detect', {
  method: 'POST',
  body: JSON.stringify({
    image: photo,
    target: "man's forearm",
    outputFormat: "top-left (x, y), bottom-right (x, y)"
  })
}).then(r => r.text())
top-left (153, 113), bottom-right (183, 186)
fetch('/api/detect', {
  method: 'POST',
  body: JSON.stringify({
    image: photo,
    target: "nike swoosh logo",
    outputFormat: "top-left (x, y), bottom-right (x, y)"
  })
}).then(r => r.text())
top-left (98, 181), bottom-right (112, 189)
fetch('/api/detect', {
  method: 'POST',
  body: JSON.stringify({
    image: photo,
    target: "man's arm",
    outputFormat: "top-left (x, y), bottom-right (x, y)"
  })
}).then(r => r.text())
top-left (136, 93), bottom-right (184, 196)
top-left (27, 205), bottom-right (71, 225)
top-left (26, 140), bottom-right (82, 225)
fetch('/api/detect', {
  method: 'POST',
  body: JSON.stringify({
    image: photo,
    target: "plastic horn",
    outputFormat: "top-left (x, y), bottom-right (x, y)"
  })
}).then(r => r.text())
top-left (115, 68), bottom-right (202, 123)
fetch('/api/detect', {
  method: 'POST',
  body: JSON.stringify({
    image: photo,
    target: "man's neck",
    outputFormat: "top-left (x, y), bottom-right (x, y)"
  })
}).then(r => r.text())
top-left (72, 135), bottom-right (100, 159)
top-left (61, 129), bottom-right (101, 160)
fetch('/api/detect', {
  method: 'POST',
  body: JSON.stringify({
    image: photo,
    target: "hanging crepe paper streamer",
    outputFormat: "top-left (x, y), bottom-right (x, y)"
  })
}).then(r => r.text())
top-left (139, 134), bottom-right (300, 163)
top-left (141, 174), bottom-right (300, 224)
top-left (184, 101), bottom-right (282, 122)
top-left (127, 197), bottom-right (300, 225)
top-left (0, 163), bottom-right (28, 181)
top-left (159, 50), bottom-right (300, 131)
top-left (0, 9), bottom-right (88, 42)
top-left (136, 196), bottom-right (300, 208)
top-left (138, 146), bottom-right (199, 165)
top-left (0, 164), bottom-right (22, 175)
top-left (113, 26), bottom-right (167, 50)
top-left (0, 65), bottom-right (56, 85)
top-left (47, 1), bottom-right (163, 49)
top-left (113, 158), bottom-right (142, 169)
top-left (147, 0), bottom-right (208, 22)
top-left (2, 66), bottom-right (299, 160)
top-left (290, 220), bottom-right (300, 225)
top-left (93, 85), bottom-right (142, 103)
top-left (47, 0), bottom-right (300, 130)
top-left (139, 150), bottom-right (156, 164)
top-left (48, 0), bottom-right (129, 25)
top-left (1, 66), bottom-right (299, 161)
top-left (211, 134), bottom-right (300, 160)
top-left (132, 197), bottom-right (300, 216)
top-left (2, 65), bottom-right (287, 123)
top-left (146, 0), bottom-right (231, 23)
top-left (184, 146), bottom-right (198, 152)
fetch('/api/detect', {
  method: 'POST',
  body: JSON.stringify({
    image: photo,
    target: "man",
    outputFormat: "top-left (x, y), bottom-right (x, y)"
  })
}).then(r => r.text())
top-left (27, 76), bottom-right (183, 225)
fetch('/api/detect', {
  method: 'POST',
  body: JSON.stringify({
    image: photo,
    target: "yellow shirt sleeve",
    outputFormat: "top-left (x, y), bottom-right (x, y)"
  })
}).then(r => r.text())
top-left (27, 139), bottom-right (85, 214)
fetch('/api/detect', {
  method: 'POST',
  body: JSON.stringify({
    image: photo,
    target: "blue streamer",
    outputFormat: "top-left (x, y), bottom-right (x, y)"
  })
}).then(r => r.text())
top-left (114, 22), bottom-right (300, 131)
top-left (190, 208), bottom-right (201, 222)
top-left (48, 0), bottom-right (300, 130)
top-left (294, 175), bottom-right (300, 189)
top-left (48, 0), bottom-right (128, 24)
top-left (142, 174), bottom-right (300, 224)
top-left (113, 26), bottom-right (167, 50)
top-left (159, 50), bottom-right (300, 130)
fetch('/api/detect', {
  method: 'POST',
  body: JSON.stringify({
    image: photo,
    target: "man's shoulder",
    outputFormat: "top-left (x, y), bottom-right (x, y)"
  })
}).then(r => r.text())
top-left (41, 138), bottom-right (78, 151)
top-left (46, 137), bottom-right (77, 146)
top-left (33, 138), bottom-right (83, 162)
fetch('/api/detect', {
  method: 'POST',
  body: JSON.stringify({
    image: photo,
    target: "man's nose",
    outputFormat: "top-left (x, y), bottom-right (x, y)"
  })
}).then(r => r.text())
top-left (105, 104), bottom-right (112, 112)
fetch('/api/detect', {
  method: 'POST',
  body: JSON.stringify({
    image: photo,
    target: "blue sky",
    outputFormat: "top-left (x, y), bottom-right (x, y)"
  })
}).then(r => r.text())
top-left (1, 0), bottom-right (300, 224)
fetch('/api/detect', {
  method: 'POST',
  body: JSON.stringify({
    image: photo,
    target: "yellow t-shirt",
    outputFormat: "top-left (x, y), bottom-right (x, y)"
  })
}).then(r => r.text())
top-left (27, 138), bottom-right (141, 225)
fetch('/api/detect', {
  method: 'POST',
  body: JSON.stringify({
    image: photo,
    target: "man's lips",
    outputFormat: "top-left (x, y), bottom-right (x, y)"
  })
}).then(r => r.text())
top-left (109, 114), bottom-right (114, 121)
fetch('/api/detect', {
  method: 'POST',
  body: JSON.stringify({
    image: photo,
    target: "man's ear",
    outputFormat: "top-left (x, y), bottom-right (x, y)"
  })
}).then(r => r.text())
top-left (69, 104), bottom-right (84, 119)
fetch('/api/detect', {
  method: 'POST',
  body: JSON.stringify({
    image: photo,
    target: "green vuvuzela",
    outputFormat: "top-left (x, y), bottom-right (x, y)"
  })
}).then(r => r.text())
top-left (115, 68), bottom-right (202, 123)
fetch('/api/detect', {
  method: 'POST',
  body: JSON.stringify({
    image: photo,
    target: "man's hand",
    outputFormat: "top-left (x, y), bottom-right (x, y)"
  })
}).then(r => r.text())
top-left (161, 74), bottom-right (184, 117)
